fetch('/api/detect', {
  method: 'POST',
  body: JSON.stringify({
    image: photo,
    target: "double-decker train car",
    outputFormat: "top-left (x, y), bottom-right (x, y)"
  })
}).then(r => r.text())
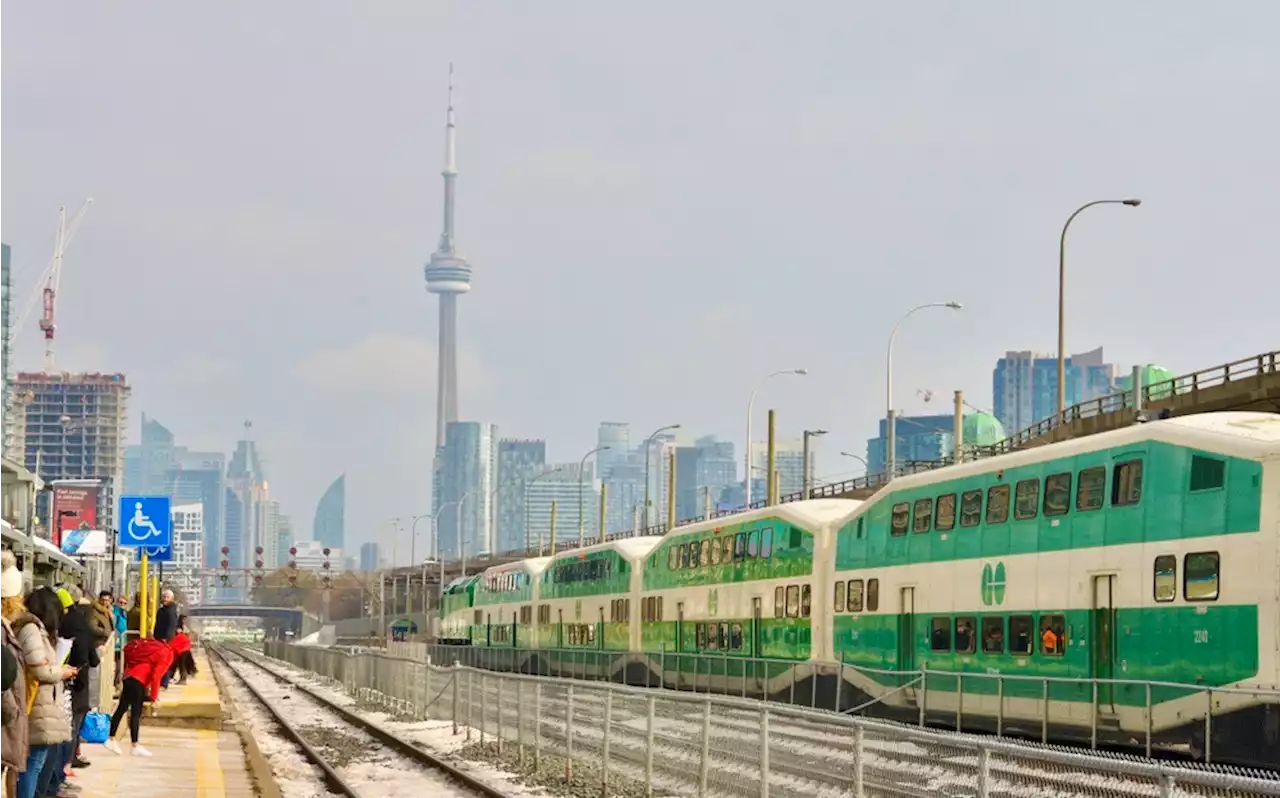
top-left (828, 411), bottom-right (1279, 764)
top-left (438, 574), bottom-right (480, 644)
top-left (437, 412), bottom-right (1280, 767)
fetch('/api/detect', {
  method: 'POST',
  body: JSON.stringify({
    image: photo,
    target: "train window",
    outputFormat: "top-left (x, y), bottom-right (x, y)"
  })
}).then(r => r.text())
top-left (1014, 479), bottom-right (1040, 520)
top-left (734, 533), bottom-right (746, 561)
top-left (1190, 456), bottom-right (1226, 492)
top-left (1154, 555), bottom-right (1177, 602)
top-left (586, 625), bottom-right (596, 643)
top-left (623, 599), bottom-right (629, 621)
top-left (913, 498), bottom-right (933, 534)
top-left (986, 484), bottom-right (1011, 524)
top-left (834, 581), bottom-right (846, 612)
top-left (891, 503), bottom-right (910, 536)
top-left (774, 587), bottom-right (785, 617)
top-left (1044, 473), bottom-right (1072, 517)
top-left (847, 580), bottom-right (864, 613)
top-left (1076, 467), bottom-right (1106, 511)
top-left (710, 537), bottom-right (722, 566)
top-left (681, 544), bottom-right (690, 569)
top-left (700, 539), bottom-right (711, 567)
top-left (730, 623), bottom-right (743, 651)
top-left (520, 606), bottom-right (532, 624)
top-left (1184, 552), bottom-right (1220, 602)
top-left (668, 547), bottom-right (678, 570)
top-left (723, 536), bottom-right (734, 564)
top-left (1039, 614), bottom-right (1066, 656)
top-left (691, 541), bottom-right (701, 567)
top-left (866, 579), bottom-right (879, 612)
top-left (955, 617), bottom-right (976, 654)
top-left (981, 617), bottom-right (1004, 654)
top-left (719, 622), bottom-right (729, 650)
top-left (747, 530), bottom-right (760, 559)
top-left (700, 623), bottom-right (711, 650)
top-left (959, 490), bottom-right (983, 528)
top-left (785, 585), bottom-right (800, 618)
top-left (1113, 459), bottom-right (1143, 506)
top-left (1009, 615), bottom-right (1034, 655)
top-left (657, 596), bottom-right (663, 621)
top-left (569, 625), bottom-right (579, 645)
top-left (761, 527), bottom-right (774, 559)
top-left (935, 493), bottom-right (957, 532)
top-left (641, 598), bottom-right (649, 622)
top-left (800, 585), bottom-right (812, 618)
top-left (930, 617), bottom-right (951, 652)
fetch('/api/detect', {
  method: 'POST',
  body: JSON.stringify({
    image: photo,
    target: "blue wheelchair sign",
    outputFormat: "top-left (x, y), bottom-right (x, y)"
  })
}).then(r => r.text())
top-left (135, 544), bottom-right (174, 563)
top-left (118, 496), bottom-right (171, 550)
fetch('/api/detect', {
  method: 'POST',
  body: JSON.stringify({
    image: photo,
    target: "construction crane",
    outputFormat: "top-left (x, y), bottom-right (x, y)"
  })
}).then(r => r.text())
top-left (13, 199), bottom-right (94, 372)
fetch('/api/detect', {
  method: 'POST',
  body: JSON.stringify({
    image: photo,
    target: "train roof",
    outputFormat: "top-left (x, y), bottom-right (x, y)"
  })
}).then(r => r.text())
top-left (546, 536), bottom-right (663, 564)
top-left (481, 556), bottom-right (551, 578)
top-left (442, 573), bottom-right (481, 593)
top-left (886, 411), bottom-right (1280, 496)
top-left (657, 498), bottom-right (863, 542)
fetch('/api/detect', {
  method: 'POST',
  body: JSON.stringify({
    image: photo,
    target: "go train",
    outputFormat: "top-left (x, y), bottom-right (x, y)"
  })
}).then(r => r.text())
top-left (438, 411), bottom-right (1280, 768)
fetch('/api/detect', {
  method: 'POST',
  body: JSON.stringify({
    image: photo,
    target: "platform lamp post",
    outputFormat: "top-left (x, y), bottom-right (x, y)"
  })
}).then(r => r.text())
top-left (745, 369), bottom-right (807, 507)
top-left (576, 446), bottom-right (611, 548)
top-left (886, 303), bottom-right (961, 483)
top-left (523, 467), bottom-right (563, 554)
top-left (840, 451), bottom-right (870, 476)
top-left (642, 424), bottom-right (681, 532)
top-left (801, 429), bottom-right (827, 499)
top-left (1057, 198), bottom-right (1142, 420)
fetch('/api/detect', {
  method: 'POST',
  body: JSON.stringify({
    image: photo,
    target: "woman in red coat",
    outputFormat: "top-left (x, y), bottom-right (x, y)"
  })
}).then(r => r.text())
top-left (167, 627), bottom-right (197, 685)
top-left (103, 638), bottom-right (173, 757)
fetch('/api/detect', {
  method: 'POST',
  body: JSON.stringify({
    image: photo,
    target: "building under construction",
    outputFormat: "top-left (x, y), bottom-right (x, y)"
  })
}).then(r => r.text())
top-left (12, 371), bottom-right (130, 531)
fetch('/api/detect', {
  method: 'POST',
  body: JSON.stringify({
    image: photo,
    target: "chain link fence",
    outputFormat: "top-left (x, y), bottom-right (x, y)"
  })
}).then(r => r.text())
top-left (264, 642), bottom-right (1280, 798)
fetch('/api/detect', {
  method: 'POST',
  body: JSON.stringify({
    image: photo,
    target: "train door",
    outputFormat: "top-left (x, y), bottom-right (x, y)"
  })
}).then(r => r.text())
top-left (512, 610), bottom-right (519, 649)
top-left (1092, 574), bottom-right (1117, 712)
top-left (486, 612), bottom-right (492, 647)
top-left (676, 602), bottom-right (685, 653)
top-left (751, 597), bottom-right (763, 656)
top-left (898, 587), bottom-right (916, 673)
top-left (557, 608), bottom-right (564, 648)
top-left (599, 607), bottom-right (606, 651)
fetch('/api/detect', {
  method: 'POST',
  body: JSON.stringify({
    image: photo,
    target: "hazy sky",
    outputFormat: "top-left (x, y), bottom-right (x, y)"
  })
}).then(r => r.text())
top-left (4, 3), bottom-right (1276, 558)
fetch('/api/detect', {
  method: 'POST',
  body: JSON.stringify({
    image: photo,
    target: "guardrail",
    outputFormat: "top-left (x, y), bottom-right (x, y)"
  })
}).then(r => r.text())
top-left (265, 642), bottom-right (1280, 798)
top-left (399, 350), bottom-right (1279, 573)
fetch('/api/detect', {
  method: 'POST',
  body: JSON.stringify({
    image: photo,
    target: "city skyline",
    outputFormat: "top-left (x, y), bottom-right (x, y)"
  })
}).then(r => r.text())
top-left (2, 4), bottom-right (1275, 563)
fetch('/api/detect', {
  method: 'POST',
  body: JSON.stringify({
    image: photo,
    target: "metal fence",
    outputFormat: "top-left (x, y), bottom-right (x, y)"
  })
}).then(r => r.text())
top-left (265, 642), bottom-right (1280, 798)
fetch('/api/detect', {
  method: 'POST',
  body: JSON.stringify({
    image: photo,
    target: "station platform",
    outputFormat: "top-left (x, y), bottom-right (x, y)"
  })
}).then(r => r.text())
top-left (74, 647), bottom-right (259, 797)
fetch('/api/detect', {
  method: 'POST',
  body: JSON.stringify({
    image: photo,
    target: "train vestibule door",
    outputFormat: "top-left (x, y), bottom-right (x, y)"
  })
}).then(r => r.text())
top-left (676, 602), bottom-right (685, 653)
top-left (898, 587), bottom-right (916, 673)
top-left (1092, 574), bottom-right (1117, 713)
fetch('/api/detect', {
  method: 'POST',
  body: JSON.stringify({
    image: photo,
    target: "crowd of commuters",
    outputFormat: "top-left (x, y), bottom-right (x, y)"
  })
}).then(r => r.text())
top-left (0, 551), bottom-right (193, 798)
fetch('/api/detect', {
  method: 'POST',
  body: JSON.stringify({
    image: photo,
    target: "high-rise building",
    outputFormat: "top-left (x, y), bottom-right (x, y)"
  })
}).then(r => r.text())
top-left (122, 414), bottom-right (176, 496)
top-left (313, 475), bottom-right (345, 551)
top-left (225, 428), bottom-right (268, 588)
top-left (524, 463), bottom-right (599, 552)
top-left (865, 412), bottom-right (1008, 473)
top-left (992, 347), bottom-right (1118, 434)
top-left (494, 439), bottom-right (546, 554)
top-left (170, 502), bottom-right (205, 605)
top-left (359, 541), bottom-right (382, 572)
top-left (167, 450), bottom-right (226, 568)
top-left (748, 438), bottom-right (809, 499)
top-left (674, 436), bottom-right (737, 520)
top-left (434, 421), bottom-right (498, 560)
top-left (1, 243), bottom-right (13, 454)
top-left (14, 372), bottom-right (130, 532)
top-left (424, 68), bottom-right (472, 510)
top-left (600, 448), bottom-right (646, 536)
top-left (275, 513), bottom-right (294, 568)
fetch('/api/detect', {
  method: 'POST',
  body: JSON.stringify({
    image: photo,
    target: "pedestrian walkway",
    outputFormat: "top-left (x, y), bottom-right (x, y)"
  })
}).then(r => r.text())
top-left (73, 647), bottom-right (257, 797)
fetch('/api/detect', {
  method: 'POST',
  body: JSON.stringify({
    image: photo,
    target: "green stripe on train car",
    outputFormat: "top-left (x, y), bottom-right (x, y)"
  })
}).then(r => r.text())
top-left (837, 443), bottom-right (1263, 569)
top-left (541, 550), bottom-right (631, 600)
top-left (643, 518), bottom-right (815, 591)
top-left (833, 604), bottom-right (1259, 707)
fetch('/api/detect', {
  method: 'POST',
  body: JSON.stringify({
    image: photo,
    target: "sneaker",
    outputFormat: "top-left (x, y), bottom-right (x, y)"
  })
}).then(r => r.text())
top-left (57, 785), bottom-right (82, 797)
top-left (71, 757), bottom-right (91, 768)
top-left (130, 745), bottom-right (152, 757)
top-left (104, 739), bottom-right (123, 755)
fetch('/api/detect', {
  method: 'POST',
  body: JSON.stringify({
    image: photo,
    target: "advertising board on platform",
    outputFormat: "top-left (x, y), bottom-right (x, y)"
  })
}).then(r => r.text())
top-left (51, 480), bottom-right (100, 550)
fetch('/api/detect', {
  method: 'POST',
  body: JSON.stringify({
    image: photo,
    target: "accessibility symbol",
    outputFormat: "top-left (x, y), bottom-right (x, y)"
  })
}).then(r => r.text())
top-left (135, 544), bottom-right (174, 564)
top-left (118, 495), bottom-right (171, 550)
top-left (981, 562), bottom-right (1007, 607)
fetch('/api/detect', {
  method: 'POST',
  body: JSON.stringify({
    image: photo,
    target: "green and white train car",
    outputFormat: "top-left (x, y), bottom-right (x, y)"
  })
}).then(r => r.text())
top-left (534, 538), bottom-right (661, 652)
top-left (828, 411), bottom-right (1279, 763)
top-left (438, 574), bottom-right (481, 644)
top-left (470, 557), bottom-right (550, 648)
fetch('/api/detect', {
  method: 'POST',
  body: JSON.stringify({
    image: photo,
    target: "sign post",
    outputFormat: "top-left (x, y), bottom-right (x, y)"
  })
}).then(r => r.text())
top-left (119, 496), bottom-right (172, 640)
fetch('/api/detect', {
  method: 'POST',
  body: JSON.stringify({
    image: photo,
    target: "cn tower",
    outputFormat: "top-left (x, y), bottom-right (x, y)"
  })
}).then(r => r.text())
top-left (424, 64), bottom-right (471, 453)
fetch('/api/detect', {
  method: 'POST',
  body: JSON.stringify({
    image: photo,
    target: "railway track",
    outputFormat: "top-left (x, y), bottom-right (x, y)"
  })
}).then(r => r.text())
top-left (210, 646), bottom-right (514, 798)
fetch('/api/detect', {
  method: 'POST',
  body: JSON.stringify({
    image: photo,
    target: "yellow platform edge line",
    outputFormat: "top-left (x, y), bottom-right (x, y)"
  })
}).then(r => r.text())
top-left (196, 728), bottom-right (227, 796)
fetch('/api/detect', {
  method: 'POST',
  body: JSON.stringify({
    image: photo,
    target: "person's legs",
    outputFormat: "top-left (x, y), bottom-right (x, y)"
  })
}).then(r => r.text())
top-left (35, 741), bottom-right (65, 796)
top-left (70, 705), bottom-right (89, 766)
top-left (16, 745), bottom-right (50, 798)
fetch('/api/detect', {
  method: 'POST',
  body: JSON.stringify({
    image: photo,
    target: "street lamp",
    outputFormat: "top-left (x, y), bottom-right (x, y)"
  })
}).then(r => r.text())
top-left (455, 490), bottom-right (477, 577)
top-left (382, 516), bottom-right (403, 569)
top-left (576, 446), bottom-right (611, 547)
top-left (1057, 198), bottom-right (1142, 419)
top-left (745, 369), bottom-right (807, 507)
top-left (840, 451), bottom-right (870, 474)
top-left (523, 467), bottom-right (563, 554)
top-left (431, 501), bottom-right (457, 606)
top-left (887, 303), bottom-right (961, 482)
top-left (801, 429), bottom-right (827, 499)
top-left (409, 513), bottom-right (431, 567)
top-left (642, 424), bottom-right (681, 531)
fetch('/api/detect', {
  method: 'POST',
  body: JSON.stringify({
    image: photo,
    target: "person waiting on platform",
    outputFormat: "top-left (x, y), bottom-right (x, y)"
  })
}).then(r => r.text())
top-left (104, 636), bottom-right (173, 757)
top-left (167, 616), bottom-right (197, 686)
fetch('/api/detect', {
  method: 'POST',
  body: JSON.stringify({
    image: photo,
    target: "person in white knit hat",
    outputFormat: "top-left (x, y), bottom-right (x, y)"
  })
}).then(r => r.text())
top-left (2, 549), bottom-right (31, 798)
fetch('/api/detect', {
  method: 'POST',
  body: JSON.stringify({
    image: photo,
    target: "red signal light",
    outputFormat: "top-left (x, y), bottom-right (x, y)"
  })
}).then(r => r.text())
top-left (220, 559), bottom-right (229, 569)
top-left (322, 547), bottom-right (331, 556)
top-left (255, 546), bottom-right (264, 555)
top-left (221, 546), bottom-right (229, 555)
top-left (289, 547), bottom-right (297, 556)
top-left (255, 560), bottom-right (263, 568)
top-left (322, 561), bottom-right (330, 570)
